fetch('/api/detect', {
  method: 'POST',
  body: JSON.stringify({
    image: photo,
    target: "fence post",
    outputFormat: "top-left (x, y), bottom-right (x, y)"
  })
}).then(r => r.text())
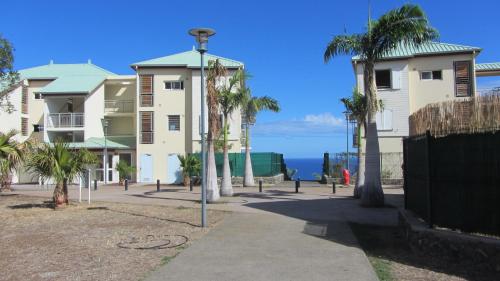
top-left (94, 179), bottom-right (97, 190)
top-left (157, 179), bottom-right (160, 192)
top-left (426, 130), bottom-right (434, 228)
top-left (125, 179), bottom-right (128, 191)
top-left (259, 179), bottom-right (263, 193)
top-left (189, 177), bottom-right (193, 192)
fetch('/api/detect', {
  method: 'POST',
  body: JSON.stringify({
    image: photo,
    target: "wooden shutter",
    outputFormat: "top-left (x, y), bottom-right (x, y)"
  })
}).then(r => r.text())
top-left (21, 87), bottom-right (28, 114)
top-left (454, 61), bottom-right (472, 97)
top-left (140, 75), bottom-right (153, 94)
top-left (140, 111), bottom-right (153, 144)
top-left (21, 118), bottom-right (28, 136)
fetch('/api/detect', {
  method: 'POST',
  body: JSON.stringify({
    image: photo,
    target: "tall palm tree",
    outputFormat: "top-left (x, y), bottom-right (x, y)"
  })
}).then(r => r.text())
top-left (0, 130), bottom-right (24, 191)
top-left (205, 59), bottom-right (226, 202)
top-left (218, 68), bottom-right (248, 196)
top-left (341, 88), bottom-right (368, 198)
top-left (242, 94), bottom-right (280, 187)
top-left (26, 140), bottom-right (98, 207)
top-left (325, 4), bottom-right (438, 206)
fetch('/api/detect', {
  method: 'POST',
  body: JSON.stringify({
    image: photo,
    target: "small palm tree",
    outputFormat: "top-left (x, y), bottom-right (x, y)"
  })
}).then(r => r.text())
top-left (115, 160), bottom-right (136, 185)
top-left (242, 94), bottom-right (280, 187)
top-left (205, 59), bottom-right (226, 202)
top-left (0, 130), bottom-right (25, 191)
top-left (26, 140), bottom-right (98, 207)
top-left (178, 154), bottom-right (201, 187)
top-left (341, 88), bottom-right (368, 198)
top-left (325, 4), bottom-right (438, 206)
top-left (218, 68), bottom-right (249, 196)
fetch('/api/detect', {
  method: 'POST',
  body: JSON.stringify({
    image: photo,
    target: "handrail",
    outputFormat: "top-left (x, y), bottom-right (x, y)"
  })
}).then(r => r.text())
top-left (105, 100), bottom-right (134, 113)
top-left (47, 113), bottom-right (84, 128)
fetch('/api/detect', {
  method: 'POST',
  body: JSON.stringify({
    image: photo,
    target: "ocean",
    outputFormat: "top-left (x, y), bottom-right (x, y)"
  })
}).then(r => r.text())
top-left (284, 157), bottom-right (358, 180)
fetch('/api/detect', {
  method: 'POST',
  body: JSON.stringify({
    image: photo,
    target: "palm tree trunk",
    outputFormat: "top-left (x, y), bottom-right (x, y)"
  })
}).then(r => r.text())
top-left (243, 124), bottom-right (255, 187)
top-left (361, 62), bottom-right (384, 207)
top-left (220, 117), bottom-right (233, 196)
top-left (353, 123), bottom-right (365, 198)
top-left (53, 181), bottom-right (67, 207)
top-left (206, 141), bottom-right (220, 202)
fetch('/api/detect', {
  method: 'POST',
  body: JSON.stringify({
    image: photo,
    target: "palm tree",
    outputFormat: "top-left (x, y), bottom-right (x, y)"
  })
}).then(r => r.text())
top-left (218, 68), bottom-right (248, 196)
top-left (205, 59), bottom-right (227, 202)
top-left (178, 154), bottom-right (201, 187)
top-left (115, 160), bottom-right (136, 185)
top-left (242, 94), bottom-right (280, 187)
top-left (0, 130), bottom-right (24, 191)
top-left (341, 88), bottom-right (368, 198)
top-left (26, 140), bottom-right (98, 207)
top-left (325, 4), bottom-right (438, 206)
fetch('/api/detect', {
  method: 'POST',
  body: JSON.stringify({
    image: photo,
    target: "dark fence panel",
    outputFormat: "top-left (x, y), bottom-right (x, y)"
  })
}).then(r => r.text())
top-left (404, 131), bottom-right (500, 236)
top-left (195, 152), bottom-right (283, 177)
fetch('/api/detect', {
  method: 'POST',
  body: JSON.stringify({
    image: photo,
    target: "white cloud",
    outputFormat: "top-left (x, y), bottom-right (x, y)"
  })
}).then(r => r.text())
top-left (252, 112), bottom-right (346, 138)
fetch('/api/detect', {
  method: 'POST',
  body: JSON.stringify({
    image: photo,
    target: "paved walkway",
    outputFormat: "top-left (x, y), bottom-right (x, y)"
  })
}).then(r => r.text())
top-left (11, 182), bottom-right (403, 281)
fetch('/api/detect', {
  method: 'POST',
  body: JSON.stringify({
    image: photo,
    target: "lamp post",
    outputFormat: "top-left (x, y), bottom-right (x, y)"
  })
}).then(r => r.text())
top-left (189, 27), bottom-right (216, 228)
top-left (343, 110), bottom-right (351, 171)
top-left (101, 118), bottom-right (109, 184)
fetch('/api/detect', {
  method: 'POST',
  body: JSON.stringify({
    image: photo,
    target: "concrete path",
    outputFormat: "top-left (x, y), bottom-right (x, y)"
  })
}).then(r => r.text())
top-left (146, 212), bottom-right (378, 281)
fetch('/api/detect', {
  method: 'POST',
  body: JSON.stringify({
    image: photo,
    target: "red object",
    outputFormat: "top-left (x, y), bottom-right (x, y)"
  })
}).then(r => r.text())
top-left (343, 169), bottom-right (350, 185)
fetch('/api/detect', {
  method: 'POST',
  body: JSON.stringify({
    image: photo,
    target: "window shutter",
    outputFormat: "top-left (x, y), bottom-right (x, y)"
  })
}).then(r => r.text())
top-left (383, 110), bottom-right (393, 130)
top-left (140, 75), bottom-right (153, 94)
top-left (375, 111), bottom-right (382, 128)
top-left (140, 111), bottom-right (154, 144)
top-left (21, 118), bottom-right (28, 136)
top-left (391, 69), bottom-right (401, 89)
top-left (21, 87), bottom-right (28, 114)
top-left (454, 61), bottom-right (472, 97)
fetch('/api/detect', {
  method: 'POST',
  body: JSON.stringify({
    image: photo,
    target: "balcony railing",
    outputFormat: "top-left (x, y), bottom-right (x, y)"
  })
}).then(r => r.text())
top-left (105, 100), bottom-right (134, 113)
top-left (140, 132), bottom-right (154, 144)
top-left (47, 113), bottom-right (84, 128)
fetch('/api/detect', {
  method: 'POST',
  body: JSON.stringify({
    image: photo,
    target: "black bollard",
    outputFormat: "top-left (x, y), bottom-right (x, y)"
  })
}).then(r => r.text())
top-left (295, 178), bottom-right (300, 193)
top-left (94, 179), bottom-right (97, 190)
top-left (189, 177), bottom-right (193, 192)
top-left (125, 179), bottom-right (128, 191)
top-left (157, 179), bottom-right (160, 192)
top-left (259, 179), bottom-right (263, 193)
top-left (332, 181), bottom-right (336, 194)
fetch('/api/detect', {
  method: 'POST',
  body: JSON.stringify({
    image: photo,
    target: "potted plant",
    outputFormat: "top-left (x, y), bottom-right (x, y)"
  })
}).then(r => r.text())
top-left (116, 160), bottom-right (136, 185)
top-left (178, 154), bottom-right (201, 187)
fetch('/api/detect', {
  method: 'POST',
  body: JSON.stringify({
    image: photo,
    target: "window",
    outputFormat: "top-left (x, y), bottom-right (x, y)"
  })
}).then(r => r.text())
top-left (34, 93), bottom-right (42, 100)
top-left (168, 115), bottom-right (180, 131)
top-left (139, 75), bottom-right (154, 106)
top-left (164, 81), bottom-right (184, 90)
top-left (454, 61), bottom-right (472, 97)
top-left (21, 118), bottom-right (28, 136)
top-left (421, 70), bottom-right (442, 80)
top-left (375, 109), bottom-right (393, 131)
top-left (375, 70), bottom-right (391, 89)
top-left (140, 111), bottom-right (154, 144)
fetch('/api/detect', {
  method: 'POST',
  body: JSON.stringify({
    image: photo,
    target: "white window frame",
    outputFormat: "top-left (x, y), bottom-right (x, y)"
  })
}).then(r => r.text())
top-left (164, 81), bottom-right (184, 91)
top-left (420, 70), bottom-right (443, 81)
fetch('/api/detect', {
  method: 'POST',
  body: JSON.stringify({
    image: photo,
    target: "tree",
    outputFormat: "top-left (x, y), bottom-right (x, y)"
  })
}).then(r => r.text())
top-left (178, 154), bottom-right (201, 187)
top-left (205, 59), bottom-right (226, 202)
top-left (242, 94), bottom-right (280, 187)
top-left (0, 35), bottom-right (20, 113)
top-left (26, 140), bottom-right (98, 208)
top-left (115, 160), bottom-right (136, 185)
top-left (0, 130), bottom-right (24, 191)
top-left (341, 88), bottom-right (368, 198)
top-left (325, 4), bottom-right (438, 206)
top-left (218, 68), bottom-right (248, 196)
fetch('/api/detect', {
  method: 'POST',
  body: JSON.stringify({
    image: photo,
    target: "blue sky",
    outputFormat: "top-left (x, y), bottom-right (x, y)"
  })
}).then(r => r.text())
top-left (3, 0), bottom-right (500, 158)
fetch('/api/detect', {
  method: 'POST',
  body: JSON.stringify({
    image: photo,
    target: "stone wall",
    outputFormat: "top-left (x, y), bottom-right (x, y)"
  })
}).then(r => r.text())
top-left (399, 209), bottom-right (500, 273)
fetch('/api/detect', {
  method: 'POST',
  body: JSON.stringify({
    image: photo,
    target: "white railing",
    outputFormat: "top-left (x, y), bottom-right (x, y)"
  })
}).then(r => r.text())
top-left (47, 113), bottom-right (84, 128)
top-left (105, 100), bottom-right (134, 113)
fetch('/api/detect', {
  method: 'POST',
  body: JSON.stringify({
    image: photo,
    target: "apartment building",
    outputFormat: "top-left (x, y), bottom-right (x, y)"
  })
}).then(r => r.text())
top-left (352, 41), bottom-right (499, 153)
top-left (1, 50), bottom-right (244, 184)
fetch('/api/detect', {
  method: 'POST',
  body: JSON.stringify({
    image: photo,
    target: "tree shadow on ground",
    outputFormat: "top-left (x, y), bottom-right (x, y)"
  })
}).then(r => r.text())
top-left (8, 201), bottom-right (54, 209)
top-left (243, 193), bottom-right (494, 281)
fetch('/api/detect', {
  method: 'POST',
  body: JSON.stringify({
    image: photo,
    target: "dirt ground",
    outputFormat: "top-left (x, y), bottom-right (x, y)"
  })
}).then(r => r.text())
top-left (350, 223), bottom-right (500, 281)
top-left (0, 194), bottom-right (226, 281)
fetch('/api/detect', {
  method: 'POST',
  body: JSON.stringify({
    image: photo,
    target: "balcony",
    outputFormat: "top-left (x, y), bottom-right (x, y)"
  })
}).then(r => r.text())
top-left (47, 113), bottom-right (84, 128)
top-left (104, 100), bottom-right (134, 114)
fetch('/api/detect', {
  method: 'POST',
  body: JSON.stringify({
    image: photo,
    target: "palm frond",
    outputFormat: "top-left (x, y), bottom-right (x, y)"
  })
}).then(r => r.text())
top-left (324, 34), bottom-right (363, 62)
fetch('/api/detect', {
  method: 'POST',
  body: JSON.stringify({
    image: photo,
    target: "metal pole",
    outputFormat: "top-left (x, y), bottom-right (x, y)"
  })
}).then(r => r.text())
top-left (79, 176), bottom-right (82, 203)
top-left (332, 181), bottom-right (336, 194)
top-left (104, 123), bottom-right (108, 185)
top-left (200, 50), bottom-right (207, 228)
top-left (346, 113), bottom-right (350, 171)
top-left (88, 169), bottom-right (91, 205)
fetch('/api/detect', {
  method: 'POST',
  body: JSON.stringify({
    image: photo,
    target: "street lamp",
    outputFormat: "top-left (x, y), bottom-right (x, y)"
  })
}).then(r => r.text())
top-left (101, 118), bottom-right (109, 185)
top-left (342, 110), bottom-right (352, 172)
top-left (189, 27), bottom-right (216, 228)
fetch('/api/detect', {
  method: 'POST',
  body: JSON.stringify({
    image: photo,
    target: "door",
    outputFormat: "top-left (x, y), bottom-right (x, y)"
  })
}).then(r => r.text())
top-left (167, 154), bottom-right (182, 184)
top-left (140, 154), bottom-right (153, 182)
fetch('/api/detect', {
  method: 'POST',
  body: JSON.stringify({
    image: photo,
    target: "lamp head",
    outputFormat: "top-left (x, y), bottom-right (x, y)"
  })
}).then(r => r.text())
top-left (189, 28), bottom-right (216, 53)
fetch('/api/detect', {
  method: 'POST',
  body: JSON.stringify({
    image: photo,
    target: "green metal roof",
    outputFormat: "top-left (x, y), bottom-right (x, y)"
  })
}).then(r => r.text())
top-left (352, 42), bottom-right (481, 61)
top-left (18, 63), bottom-right (116, 94)
top-left (131, 49), bottom-right (244, 68)
top-left (475, 62), bottom-right (500, 71)
top-left (68, 136), bottom-right (135, 149)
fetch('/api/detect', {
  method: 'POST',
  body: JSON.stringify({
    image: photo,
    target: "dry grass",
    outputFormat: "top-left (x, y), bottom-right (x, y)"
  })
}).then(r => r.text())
top-left (409, 94), bottom-right (500, 137)
top-left (0, 194), bottom-right (226, 281)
